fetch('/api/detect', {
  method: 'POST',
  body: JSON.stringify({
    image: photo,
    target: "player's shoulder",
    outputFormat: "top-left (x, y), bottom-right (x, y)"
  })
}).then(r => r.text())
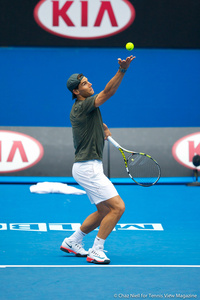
top-left (81, 94), bottom-right (98, 108)
top-left (85, 94), bottom-right (98, 102)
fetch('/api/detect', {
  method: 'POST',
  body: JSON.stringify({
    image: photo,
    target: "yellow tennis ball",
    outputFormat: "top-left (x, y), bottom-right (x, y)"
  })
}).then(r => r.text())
top-left (126, 42), bottom-right (134, 51)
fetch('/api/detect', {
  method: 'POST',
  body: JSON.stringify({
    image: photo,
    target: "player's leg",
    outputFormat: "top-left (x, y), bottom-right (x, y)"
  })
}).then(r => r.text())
top-left (96, 195), bottom-right (125, 239)
top-left (60, 160), bottom-right (121, 259)
top-left (80, 206), bottom-right (110, 234)
top-left (79, 194), bottom-right (124, 238)
top-left (87, 195), bottom-right (125, 264)
top-left (60, 203), bottom-right (110, 257)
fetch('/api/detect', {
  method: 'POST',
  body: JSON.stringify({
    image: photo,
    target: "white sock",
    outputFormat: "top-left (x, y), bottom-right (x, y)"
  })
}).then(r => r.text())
top-left (68, 228), bottom-right (86, 243)
top-left (92, 236), bottom-right (105, 250)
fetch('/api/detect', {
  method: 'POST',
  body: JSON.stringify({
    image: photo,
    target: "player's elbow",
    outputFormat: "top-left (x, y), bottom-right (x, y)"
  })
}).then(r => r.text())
top-left (94, 91), bottom-right (113, 107)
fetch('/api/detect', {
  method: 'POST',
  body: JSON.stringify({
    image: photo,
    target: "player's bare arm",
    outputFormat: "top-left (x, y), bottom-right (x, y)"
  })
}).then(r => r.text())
top-left (94, 55), bottom-right (135, 108)
top-left (103, 123), bottom-right (111, 140)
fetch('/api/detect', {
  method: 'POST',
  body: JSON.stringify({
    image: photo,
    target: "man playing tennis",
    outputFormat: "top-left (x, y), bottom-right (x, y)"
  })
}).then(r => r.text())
top-left (60, 55), bottom-right (135, 264)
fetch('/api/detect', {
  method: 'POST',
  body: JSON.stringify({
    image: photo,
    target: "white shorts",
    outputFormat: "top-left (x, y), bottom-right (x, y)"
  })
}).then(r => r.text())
top-left (72, 160), bottom-right (118, 205)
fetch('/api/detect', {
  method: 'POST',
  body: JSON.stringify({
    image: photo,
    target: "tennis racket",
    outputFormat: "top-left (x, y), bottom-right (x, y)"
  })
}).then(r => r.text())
top-left (107, 136), bottom-right (161, 187)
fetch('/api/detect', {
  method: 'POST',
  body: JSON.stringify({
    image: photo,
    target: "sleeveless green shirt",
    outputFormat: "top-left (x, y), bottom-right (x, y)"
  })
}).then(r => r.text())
top-left (70, 95), bottom-right (105, 162)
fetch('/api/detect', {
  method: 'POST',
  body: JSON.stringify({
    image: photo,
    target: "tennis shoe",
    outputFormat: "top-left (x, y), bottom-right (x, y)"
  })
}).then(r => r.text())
top-left (60, 238), bottom-right (88, 257)
top-left (86, 248), bottom-right (110, 264)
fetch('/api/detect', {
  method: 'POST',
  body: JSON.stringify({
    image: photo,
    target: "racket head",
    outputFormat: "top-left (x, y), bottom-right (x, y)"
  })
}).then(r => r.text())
top-left (126, 152), bottom-right (161, 187)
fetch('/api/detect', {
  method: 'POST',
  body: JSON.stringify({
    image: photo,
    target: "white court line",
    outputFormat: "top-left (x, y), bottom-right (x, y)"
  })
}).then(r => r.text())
top-left (1, 265), bottom-right (200, 268)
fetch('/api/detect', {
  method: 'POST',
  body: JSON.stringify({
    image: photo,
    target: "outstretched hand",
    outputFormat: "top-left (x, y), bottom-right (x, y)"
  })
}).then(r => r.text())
top-left (118, 55), bottom-right (135, 70)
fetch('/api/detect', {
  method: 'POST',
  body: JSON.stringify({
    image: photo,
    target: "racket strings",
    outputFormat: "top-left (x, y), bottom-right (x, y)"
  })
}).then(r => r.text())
top-left (127, 153), bottom-right (160, 186)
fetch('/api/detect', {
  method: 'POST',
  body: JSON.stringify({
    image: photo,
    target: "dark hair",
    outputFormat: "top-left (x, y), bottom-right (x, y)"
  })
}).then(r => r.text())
top-left (77, 73), bottom-right (83, 80)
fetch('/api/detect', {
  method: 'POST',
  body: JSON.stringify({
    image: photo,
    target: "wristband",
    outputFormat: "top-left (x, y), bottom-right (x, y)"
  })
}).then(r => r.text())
top-left (119, 67), bottom-right (127, 73)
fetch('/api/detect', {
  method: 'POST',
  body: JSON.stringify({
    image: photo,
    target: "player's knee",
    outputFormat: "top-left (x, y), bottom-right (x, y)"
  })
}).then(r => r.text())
top-left (105, 196), bottom-right (125, 217)
top-left (119, 201), bottom-right (125, 216)
top-left (114, 200), bottom-right (125, 217)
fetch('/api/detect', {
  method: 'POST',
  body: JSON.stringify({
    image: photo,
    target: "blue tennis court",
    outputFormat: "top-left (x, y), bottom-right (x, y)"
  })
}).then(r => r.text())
top-left (1, 0), bottom-right (200, 297)
top-left (0, 180), bottom-right (200, 299)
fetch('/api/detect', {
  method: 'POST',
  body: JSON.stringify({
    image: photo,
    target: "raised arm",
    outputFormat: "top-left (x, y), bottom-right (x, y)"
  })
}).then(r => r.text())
top-left (94, 55), bottom-right (135, 108)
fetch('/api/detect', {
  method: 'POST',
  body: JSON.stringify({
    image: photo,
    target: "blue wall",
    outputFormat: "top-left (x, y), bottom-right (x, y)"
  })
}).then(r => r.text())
top-left (0, 47), bottom-right (199, 128)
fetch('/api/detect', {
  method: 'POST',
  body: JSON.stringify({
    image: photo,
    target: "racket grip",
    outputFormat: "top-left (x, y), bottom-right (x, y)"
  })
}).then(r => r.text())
top-left (107, 136), bottom-right (120, 149)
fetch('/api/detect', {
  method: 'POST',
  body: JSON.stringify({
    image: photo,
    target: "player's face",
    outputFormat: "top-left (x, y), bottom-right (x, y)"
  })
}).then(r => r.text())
top-left (76, 76), bottom-right (94, 99)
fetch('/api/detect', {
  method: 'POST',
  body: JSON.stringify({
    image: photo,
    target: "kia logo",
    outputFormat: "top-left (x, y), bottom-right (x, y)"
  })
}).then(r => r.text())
top-left (0, 131), bottom-right (44, 173)
top-left (172, 132), bottom-right (200, 169)
top-left (34, 0), bottom-right (136, 39)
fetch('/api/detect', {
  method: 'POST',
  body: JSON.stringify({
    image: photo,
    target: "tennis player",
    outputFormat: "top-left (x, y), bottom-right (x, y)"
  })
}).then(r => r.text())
top-left (60, 55), bottom-right (135, 264)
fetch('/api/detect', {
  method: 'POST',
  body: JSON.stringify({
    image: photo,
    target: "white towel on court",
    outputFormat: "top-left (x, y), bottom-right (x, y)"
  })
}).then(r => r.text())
top-left (30, 182), bottom-right (86, 195)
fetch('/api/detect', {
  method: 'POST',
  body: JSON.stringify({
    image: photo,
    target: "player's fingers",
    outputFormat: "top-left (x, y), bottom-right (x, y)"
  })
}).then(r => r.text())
top-left (126, 56), bottom-right (136, 64)
top-left (126, 55), bottom-right (134, 61)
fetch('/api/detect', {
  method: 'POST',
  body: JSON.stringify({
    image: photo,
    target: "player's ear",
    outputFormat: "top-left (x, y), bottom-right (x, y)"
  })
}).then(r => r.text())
top-left (73, 89), bottom-right (79, 96)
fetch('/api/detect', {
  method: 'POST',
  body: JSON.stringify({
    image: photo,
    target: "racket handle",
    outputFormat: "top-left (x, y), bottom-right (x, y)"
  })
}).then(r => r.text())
top-left (107, 136), bottom-right (120, 149)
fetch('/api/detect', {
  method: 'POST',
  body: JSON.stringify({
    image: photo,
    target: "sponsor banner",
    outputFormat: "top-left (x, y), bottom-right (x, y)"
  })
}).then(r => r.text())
top-left (0, 223), bottom-right (164, 231)
top-left (0, 131), bottom-right (44, 173)
top-left (34, 0), bottom-right (136, 40)
top-left (0, 127), bottom-right (200, 178)
top-left (172, 132), bottom-right (200, 170)
top-left (1, 0), bottom-right (200, 48)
